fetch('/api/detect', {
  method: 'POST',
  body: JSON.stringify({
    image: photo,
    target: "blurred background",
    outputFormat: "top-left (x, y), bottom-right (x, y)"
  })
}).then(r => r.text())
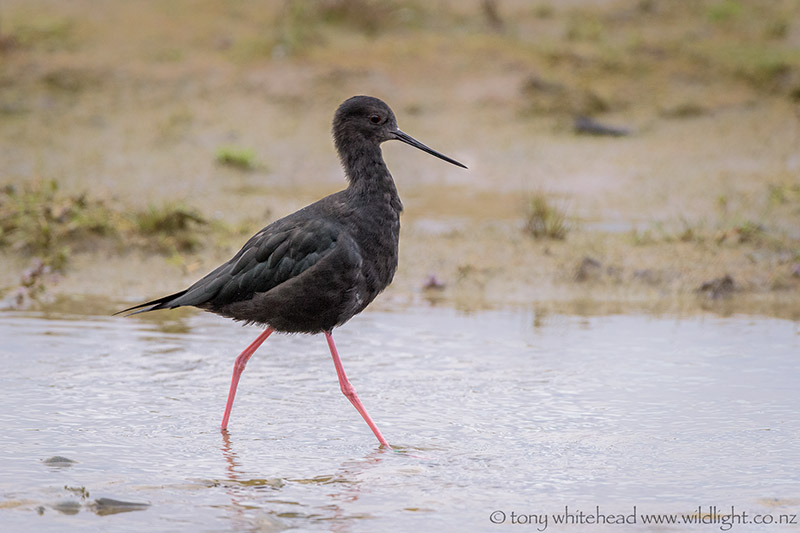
top-left (1, 0), bottom-right (799, 316)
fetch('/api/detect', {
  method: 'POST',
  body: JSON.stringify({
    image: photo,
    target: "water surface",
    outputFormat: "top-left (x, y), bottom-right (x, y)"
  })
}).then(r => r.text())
top-left (1, 308), bottom-right (798, 531)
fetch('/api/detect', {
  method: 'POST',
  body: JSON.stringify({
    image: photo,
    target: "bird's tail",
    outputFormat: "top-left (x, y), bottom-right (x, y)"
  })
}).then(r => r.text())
top-left (114, 289), bottom-right (189, 317)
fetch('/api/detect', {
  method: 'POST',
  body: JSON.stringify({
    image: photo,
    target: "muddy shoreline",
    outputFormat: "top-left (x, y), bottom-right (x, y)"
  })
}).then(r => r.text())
top-left (2, 0), bottom-right (799, 319)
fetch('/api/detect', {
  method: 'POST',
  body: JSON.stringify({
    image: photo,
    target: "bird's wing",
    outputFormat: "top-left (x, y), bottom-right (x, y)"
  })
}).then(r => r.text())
top-left (168, 217), bottom-right (342, 308)
top-left (116, 213), bottom-right (345, 317)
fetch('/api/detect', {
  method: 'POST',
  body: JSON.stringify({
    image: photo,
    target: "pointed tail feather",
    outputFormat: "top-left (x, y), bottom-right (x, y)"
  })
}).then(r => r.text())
top-left (114, 289), bottom-right (189, 317)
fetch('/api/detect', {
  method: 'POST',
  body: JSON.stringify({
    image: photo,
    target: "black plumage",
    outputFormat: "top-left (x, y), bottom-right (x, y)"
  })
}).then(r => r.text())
top-left (118, 95), bottom-right (466, 443)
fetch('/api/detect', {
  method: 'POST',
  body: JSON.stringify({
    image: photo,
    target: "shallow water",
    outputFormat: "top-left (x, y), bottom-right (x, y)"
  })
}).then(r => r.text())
top-left (1, 307), bottom-right (798, 532)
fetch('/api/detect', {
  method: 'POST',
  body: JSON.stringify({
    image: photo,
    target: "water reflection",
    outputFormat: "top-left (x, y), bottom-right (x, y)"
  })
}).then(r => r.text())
top-left (0, 307), bottom-right (798, 532)
top-left (219, 428), bottom-right (396, 531)
top-left (219, 430), bottom-right (286, 530)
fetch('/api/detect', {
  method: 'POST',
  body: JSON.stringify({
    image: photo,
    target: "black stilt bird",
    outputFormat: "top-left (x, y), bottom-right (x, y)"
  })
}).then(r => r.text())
top-left (118, 95), bottom-right (467, 446)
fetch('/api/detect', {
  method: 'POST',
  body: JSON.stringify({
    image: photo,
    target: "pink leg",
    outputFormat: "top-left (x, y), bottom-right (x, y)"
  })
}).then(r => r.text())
top-left (324, 331), bottom-right (389, 447)
top-left (221, 327), bottom-right (274, 430)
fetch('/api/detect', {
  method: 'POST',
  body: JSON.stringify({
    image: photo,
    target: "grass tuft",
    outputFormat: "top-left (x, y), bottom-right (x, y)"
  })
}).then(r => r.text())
top-left (134, 204), bottom-right (206, 253)
top-left (0, 180), bottom-right (116, 270)
top-left (523, 192), bottom-right (570, 240)
top-left (0, 179), bottom-right (215, 268)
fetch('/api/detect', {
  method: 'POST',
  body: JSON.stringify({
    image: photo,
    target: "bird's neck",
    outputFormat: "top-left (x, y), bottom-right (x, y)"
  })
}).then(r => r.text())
top-left (343, 145), bottom-right (403, 211)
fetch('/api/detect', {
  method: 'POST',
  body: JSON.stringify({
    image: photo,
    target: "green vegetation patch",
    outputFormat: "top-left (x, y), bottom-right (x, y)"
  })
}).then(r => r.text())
top-left (215, 145), bottom-right (260, 171)
top-left (523, 192), bottom-right (570, 240)
top-left (134, 203), bottom-right (206, 253)
top-left (0, 180), bottom-right (117, 270)
top-left (0, 179), bottom-right (211, 271)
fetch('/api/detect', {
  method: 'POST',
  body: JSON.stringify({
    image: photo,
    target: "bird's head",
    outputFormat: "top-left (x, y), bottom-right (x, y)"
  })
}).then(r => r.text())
top-left (333, 95), bottom-right (467, 169)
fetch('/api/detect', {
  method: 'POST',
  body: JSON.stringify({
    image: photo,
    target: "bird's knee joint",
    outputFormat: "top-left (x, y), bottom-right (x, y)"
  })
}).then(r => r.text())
top-left (340, 382), bottom-right (357, 399)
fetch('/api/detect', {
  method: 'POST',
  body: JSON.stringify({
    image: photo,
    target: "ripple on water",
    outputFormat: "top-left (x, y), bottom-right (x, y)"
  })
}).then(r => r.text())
top-left (0, 308), bottom-right (798, 531)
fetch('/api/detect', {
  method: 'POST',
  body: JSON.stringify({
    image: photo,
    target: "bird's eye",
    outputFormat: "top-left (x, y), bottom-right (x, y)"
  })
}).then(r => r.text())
top-left (369, 114), bottom-right (381, 124)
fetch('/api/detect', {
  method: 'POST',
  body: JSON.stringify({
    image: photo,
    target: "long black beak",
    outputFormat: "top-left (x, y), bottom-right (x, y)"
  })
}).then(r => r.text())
top-left (392, 130), bottom-right (468, 169)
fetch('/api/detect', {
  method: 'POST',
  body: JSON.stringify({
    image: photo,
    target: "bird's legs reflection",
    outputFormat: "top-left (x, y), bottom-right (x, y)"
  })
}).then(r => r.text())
top-left (220, 430), bottom-right (394, 531)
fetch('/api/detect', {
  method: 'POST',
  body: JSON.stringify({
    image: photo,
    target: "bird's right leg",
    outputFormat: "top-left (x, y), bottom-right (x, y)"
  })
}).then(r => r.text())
top-left (324, 331), bottom-right (389, 447)
top-left (221, 327), bottom-right (274, 430)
